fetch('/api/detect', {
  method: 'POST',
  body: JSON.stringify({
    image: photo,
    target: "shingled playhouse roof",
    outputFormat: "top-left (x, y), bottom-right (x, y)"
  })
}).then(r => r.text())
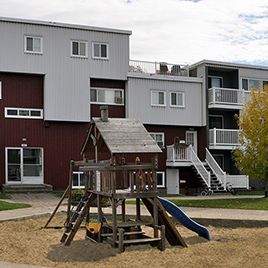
top-left (83, 117), bottom-right (162, 154)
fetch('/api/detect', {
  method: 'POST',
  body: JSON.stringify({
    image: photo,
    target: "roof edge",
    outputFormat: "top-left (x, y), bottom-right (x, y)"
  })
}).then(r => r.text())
top-left (0, 16), bottom-right (132, 35)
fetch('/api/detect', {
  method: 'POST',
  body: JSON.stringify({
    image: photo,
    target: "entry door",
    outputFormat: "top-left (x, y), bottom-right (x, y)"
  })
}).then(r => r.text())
top-left (167, 169), bottom-right (180, 195)
top-left (6, 148), bottom-right (43, 184)
top-left (186, 131), bottom-right (198, 153)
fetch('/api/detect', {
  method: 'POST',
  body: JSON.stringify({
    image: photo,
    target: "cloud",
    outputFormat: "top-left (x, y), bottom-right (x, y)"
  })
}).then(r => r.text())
top-left (1, 0), bottom-right (268, 65)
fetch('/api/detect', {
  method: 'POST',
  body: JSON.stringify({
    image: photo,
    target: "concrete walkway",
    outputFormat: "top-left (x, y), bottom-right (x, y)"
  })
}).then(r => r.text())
top-left (0, 193), bottom-right (268, 223)
top-left (0, 261), bottom-right (49, 268)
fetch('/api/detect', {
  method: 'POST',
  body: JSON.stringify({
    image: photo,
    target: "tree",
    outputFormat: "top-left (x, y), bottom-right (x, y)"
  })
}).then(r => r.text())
top-left (233, 87), bottom-right (268, 197)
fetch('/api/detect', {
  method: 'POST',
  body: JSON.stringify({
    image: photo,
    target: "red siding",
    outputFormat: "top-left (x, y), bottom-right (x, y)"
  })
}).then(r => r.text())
top-left (90, 78), bottom-right (126, 118)
top-left (0, 73), bottom-right (89, 189)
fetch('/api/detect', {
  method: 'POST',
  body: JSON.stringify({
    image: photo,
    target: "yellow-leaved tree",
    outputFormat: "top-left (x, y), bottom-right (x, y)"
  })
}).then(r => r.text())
top-left (233, 87), bottom-right (268, 198)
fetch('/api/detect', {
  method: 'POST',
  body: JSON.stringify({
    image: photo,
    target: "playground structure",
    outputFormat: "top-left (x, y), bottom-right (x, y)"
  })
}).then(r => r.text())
top-left (45, 107), bottom-right (210, 252)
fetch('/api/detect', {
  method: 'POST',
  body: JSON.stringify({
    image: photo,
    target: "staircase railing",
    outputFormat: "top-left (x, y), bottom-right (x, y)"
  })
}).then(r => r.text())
top-left (189, 145), bottom-right (211, 188)
top-left (205, 148), bottom-right (226, 190)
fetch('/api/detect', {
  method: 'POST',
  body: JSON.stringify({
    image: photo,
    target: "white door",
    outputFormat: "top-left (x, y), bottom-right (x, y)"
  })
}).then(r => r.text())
top-left (186, 131), bottom-right (198, 153)
top-left (167, 169), bottom-right (180, 195)
top-left (6, 147), bottom-right (43, 184)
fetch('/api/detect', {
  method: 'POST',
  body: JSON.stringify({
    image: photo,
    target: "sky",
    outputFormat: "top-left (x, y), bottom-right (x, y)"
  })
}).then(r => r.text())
top-left (1, 0), bottom-right (268, 66)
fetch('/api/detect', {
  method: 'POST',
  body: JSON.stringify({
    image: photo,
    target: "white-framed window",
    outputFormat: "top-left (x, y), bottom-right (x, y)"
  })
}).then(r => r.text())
top-left (151, 90), bottom-right (166, 107)
top-left (208, 76), bottom-right (223, 88)
top-left (90, 87), bottom-right (124, 105)
top-left (5, 108), bottom-right (43, 119)
top-left (71, 40), bottom-right (88, 57)
top-left (156, 171), bottom-right (165, 188)
top-left (242, 78), bottom-right (268, 91)
top-left (170, 91), bottom-right (185, 107)
top-left (6, 147), bottom-right (43, 183)
top-left (24, 36), bottom-right (43, 54)
top-left (150, 132), bottom-right (165, 148)
top-left (92, 42), bottom-right (109, 59)
top-left (0, 81), bottom-right (2, 99)
top-left (73, 171), bottom-right (85, 188)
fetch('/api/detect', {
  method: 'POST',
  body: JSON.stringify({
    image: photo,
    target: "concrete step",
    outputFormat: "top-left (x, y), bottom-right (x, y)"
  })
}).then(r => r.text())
top-left (2, 184), bottom-right (53, 193)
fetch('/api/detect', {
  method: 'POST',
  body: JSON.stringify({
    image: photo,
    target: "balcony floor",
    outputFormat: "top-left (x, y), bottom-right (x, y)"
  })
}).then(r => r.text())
top-left (166, 160), bottom-right (192, 167)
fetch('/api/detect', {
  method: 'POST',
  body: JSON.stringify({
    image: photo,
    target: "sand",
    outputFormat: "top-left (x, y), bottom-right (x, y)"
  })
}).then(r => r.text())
top-left (0, 214), bottom-right (268, 268)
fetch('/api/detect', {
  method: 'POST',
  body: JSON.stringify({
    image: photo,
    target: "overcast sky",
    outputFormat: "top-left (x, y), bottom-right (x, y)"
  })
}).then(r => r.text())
top-left (1, 0), bottom-right (268, 66)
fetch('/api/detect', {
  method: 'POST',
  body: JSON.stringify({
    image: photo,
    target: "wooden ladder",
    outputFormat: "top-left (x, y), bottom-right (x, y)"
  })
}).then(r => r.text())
top-left (60, 193), bottom-right (95, 246)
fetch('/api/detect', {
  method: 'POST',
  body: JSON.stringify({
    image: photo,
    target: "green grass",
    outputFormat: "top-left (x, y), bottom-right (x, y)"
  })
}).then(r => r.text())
top-left (54, 191), bottom-right (65, 198)
top-left (126, 197), bottom-right (268, 210)
top-left (0, 192), bottom-right (11, 199)
top-left (169, 198), bottom-right (268, 210)
top-left (236, 190), bottom-right (265, 196)
top-left (0, 200), bottom-right (31, 211)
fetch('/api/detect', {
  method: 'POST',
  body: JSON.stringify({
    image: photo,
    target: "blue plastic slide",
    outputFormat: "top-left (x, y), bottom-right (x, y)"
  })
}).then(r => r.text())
top-left (159, 197), bottom-right (211, 240)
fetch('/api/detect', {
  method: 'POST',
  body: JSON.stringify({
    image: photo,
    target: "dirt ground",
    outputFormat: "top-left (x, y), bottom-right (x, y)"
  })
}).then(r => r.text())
top-left (0, 214), bottom-right (268, 268)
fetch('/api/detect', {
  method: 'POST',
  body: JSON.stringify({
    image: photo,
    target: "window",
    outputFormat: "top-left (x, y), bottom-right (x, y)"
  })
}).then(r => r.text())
top-left (71, 40), bottom-right (88, 57)
top-left (24, 36), bottom-right (42, 54)
top-left (208, 76), bottom-right (223, 88)
top-left (90, 88), bottom-right (124, 105)
top-left (150, 133), bottom-right (165, 148)
top-left (5, 108), bottom-right (43, 119)
top-left (0, 81), bottom-right (2, 99)
top-left (6, 148), bottom-right (43, 183)
top-left (242, 78), bottom-right (268, 91)
top-left (92, 42), bottom-right (109, 59)
top-left (151, 90), bottom-right (166, 106)
top-left (73, 172), bottom-right (85, 188)
top-left (156, 172), bottom-right (165, 188)
top-left (170, 92), bottom-right (185, 107)
top-left (209, 115), bottom-right (224, 129)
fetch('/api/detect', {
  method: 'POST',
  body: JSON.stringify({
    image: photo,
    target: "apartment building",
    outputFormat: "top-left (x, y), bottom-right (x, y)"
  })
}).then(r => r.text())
top-left (0, 17), bottom-right (253, 194)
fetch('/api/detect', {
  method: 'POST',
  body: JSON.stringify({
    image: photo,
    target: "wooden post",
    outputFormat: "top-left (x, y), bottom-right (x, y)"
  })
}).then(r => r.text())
top-left (121, 199), bottom-right (126, 222)
top-left (85, 171), bottom-right (90, 224)
top-left (136, 198), bottom-right (141, 222)
top-left (112, 197), bottom-right (117, 247)
top-left (44, 185), bottom-right (69, 228)
top-left (118, 228), bottom-right (124, 253)
top-left (67, 160), bottom-right (74, 223)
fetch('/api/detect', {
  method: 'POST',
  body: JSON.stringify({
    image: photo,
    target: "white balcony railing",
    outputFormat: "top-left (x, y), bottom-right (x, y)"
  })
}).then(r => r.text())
top-left (208, 87), bottom-right (251, 108)
top-left (167, 145), bottom-right (210, 187)
top-left (129, 59), bottom-right (188, 76)
top-left (209, 128), bottom-right (240, 148)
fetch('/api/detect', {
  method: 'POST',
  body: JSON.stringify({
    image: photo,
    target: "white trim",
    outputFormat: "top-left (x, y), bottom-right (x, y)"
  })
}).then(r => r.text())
top-left (0, 81), bottom-right (2, 99)
top-left (5, 107), bottom-right (43, 119)
top-left (156, 171), bottom-right (165, 188)
top-left (169, 91), bottom-right (185, 108)
top-left (151, 90), bottom-right (166, 107)
top-left (70, 40), bottom-right (88, 58)
top-left (5, 147), bottom-right (44, 184)
top-left (72, 171), bottom-right (85, 189)
top-left (24, 35), bottom-right (43, 54)
top-left (90, 87), bottom-right (124, 105)
top-left (92, 42), bottom-right (109, 60)
top-left (149, 132), bottom-right (165, 149)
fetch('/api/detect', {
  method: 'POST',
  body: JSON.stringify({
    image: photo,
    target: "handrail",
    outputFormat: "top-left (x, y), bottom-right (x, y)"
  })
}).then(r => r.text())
top-left (189, 145), bottom-right (211, 188)
top-left (205, 148), bottom-right (226, 190)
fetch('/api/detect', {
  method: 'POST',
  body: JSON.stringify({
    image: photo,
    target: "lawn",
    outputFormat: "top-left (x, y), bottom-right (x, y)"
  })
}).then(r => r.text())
top-left (0, 192), bottom-right (11, 199)
top-left (0, 200), bottom-right (31, 211)
top-left (126, 197), bottom-right (268, 210)
top-left (169, 198), bottom-right (268, 210)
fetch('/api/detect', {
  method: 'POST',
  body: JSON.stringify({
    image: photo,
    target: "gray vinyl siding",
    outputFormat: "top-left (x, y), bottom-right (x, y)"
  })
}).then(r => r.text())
top-left (0, 21), bottom-right (129, 121)
top-left (127, 76), bottom-right (206, 126)
top-left (239, 68), bottom-right (268, 87)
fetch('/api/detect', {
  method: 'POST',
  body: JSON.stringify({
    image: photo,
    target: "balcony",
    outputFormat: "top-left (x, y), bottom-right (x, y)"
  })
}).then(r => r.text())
top-left (208, 87), bottom-right (251, 109)
top-left (166, 145), bottom-right (192, 166)
top-left (129, 60), bottom-right (188, 77)
top-left (209, 128), bottom-right (240, 150)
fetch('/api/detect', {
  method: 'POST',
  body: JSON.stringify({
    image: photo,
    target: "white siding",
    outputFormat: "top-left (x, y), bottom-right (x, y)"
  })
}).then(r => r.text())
top-left (0, 21), bottom-right (130, 121)
top-left (127, 75), bottom-right (206, 126)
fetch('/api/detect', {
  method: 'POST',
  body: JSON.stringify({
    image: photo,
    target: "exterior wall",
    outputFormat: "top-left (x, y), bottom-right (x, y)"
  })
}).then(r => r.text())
top-left (127, 75), bottom-right (206, 127)
top-left (90, 78), bottom-right (126, 118)
top-left (0, 72), bottom-right (89, 189)
top-left (0, 20), bottom-right (130, 122)
top-left (239, 68), bottom-right (268, 85)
